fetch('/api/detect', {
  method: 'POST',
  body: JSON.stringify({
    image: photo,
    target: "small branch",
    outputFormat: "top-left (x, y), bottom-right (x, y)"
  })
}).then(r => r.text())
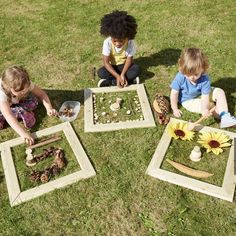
top-left (28, 136), bottom-right (62, 149)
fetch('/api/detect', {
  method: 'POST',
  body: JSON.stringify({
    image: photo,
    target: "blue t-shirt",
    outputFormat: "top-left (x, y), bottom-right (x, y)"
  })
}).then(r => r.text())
top-left (170, 72), bottom-right (211, 104)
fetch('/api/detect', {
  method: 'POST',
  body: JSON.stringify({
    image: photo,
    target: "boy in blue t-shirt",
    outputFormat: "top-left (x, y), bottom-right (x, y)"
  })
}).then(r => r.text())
top-left (170, 47), bottom-right (236, 128)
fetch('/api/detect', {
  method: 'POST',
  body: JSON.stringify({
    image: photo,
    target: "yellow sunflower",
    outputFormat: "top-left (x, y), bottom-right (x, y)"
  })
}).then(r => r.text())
top-left (167, 122), bottom-right (195, 141)
top-left (197, 132), bottom-right (231, 155)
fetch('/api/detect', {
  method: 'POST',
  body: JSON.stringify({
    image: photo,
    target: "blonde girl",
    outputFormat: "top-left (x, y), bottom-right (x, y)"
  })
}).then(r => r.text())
top-left (0, 65), bottom-right (57, 144)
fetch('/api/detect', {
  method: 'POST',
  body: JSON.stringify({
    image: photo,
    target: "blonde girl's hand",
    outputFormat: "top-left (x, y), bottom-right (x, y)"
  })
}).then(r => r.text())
top-left (22, 132), bottom-right (35, 145)
top-left (47, 108), bottom-right (58, 116)
top-left (173, 108), bottom-right (182, 118)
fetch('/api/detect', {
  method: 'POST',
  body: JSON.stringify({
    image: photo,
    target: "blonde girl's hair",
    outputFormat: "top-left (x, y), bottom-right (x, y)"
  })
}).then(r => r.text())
top-left (1, 65), bottom-right (30, 103)
top-left (178, 48), bottom-right (209, 76)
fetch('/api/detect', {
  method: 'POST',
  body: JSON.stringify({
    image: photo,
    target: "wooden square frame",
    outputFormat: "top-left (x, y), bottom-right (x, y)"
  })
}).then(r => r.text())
top-left (146, 118), bottom-right (236, 202)
top-left (84, 84), bottom-right (156, 132)
top-left (0, 122), bottom-right (96, 206)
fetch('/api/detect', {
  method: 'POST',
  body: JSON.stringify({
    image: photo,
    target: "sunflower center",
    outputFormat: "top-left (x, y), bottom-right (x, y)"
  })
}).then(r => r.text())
top-left (208, 140), bottom-right (220, 148)
top-left (174, 129), bottom-right (185, 137)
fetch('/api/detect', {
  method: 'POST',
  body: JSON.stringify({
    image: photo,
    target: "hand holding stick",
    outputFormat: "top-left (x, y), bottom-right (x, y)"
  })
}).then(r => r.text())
top-left (27, 136), bottom-right (62, 149)
top-left (188, 106), bottom-right (216, 131)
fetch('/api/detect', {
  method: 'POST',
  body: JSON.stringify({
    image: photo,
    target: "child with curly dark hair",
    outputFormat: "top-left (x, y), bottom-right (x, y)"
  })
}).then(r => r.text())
top-left (97, 10), bottom-right (140, 88)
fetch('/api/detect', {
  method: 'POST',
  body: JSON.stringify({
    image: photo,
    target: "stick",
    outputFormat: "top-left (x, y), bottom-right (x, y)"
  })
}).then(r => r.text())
top-left (188, 106), bottom-right (216, 131)
top-left (28, 136), bottom-right (62, 149)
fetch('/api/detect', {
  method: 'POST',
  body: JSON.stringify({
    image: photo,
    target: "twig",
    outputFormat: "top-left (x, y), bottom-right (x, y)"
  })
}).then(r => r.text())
top-left (188, 106), bottom-right (216, 130)
top-left (28, 136), bottom-right (62, 149)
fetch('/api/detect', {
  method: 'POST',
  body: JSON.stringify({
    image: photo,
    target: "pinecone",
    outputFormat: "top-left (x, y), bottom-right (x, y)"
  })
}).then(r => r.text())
top-left (29, 170), bottom-right (41, 182)
top-left (153, 93), bottom-right (170, 125)
top-left (54, 149), bottom-right (66, 169)
top-left (51, 164), bottom-right (60, 175)
top-left (40, 169), bottom-right (51, 183)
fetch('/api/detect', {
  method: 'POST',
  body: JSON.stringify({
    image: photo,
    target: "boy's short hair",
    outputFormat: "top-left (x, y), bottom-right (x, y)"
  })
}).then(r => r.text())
top-left (100, 10), bottom-right (137, 40)
top-left (178, 48), bottom-right (209, 75)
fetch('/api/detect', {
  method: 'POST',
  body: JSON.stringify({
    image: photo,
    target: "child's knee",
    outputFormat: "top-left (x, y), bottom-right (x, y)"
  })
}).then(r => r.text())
top-left (130, 64), bottom-right (140, 75)
top-left (212, 87), bottom-right (225, 101)
top-left (97, 67), bottom-right (107, 79)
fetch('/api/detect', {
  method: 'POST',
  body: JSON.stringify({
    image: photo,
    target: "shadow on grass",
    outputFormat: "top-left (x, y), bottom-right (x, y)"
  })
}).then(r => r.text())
top-left (45, 89), bottom-right (84, 108)
top-left (211, 77), bottom-right (236, 115)
top-left (0, 172), bottom-right (4, 183)
top-left (134, 48), bottom-right (181, 82)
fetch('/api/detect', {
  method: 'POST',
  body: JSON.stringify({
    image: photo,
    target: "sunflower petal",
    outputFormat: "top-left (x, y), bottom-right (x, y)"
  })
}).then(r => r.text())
top-left (212, 148), bottom-right (222, 155)
top-left (219, 142), bottom-right (231, 148)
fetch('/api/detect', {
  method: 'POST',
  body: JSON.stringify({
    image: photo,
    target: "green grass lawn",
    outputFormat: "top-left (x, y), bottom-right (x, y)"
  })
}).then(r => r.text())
top-left (0, 0), bottom-right (236, 235)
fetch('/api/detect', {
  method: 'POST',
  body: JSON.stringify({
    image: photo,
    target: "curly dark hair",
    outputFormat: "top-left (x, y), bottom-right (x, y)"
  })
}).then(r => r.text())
top-left (100, 10), bottom-right (137, 40)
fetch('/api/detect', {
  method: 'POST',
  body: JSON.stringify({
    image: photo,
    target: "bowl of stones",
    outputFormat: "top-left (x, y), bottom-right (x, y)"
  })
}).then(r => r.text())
top-left (58, 101), bottom-right (80, 122)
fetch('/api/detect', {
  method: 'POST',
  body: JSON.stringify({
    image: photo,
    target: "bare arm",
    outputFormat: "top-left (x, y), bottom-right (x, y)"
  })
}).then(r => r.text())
top-left (121, 56), bottom-right (133, 76)
top-left (103, 55), bottom-right (119, 78)
top-left (120, 56), bottom-right (133, 87)
top-left (0, 101), bottom-right (34, 145)
top-left (31, 85), bottom-right (57, 116)
top-left (170, 89), bottom-right (182, 117)
top-left (102, 55), bottom-right (124, 88)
